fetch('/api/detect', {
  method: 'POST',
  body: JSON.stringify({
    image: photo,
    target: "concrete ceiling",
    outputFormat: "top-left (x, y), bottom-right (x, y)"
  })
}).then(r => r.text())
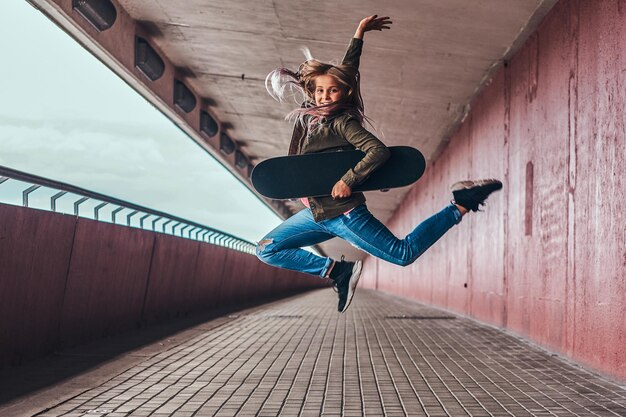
top-left (37, 0), bottom-right (556, 260)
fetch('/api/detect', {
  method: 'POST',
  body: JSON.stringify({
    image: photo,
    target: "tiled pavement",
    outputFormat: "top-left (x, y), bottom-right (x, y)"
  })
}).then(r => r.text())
top-left (6, 289), bottom-right (626, 416)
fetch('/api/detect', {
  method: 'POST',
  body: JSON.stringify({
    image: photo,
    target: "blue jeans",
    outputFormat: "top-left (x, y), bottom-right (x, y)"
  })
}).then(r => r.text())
top-left (256, 203), bottom-right (462, 277)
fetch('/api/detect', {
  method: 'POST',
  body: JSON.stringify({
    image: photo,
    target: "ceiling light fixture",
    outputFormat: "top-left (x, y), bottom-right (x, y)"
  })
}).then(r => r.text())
top-left (174, 80), bottom-right (196, 113)
top-left (235, 151), bottom-right (248, 170)
top-left (220, 133), bottom-right (236, 155)
top-left (135, 37), bottom-right (165, 81)
top-left (200, 111), bottom-right (218, 137)
top-left (72, 0), bottom-right (117, 31)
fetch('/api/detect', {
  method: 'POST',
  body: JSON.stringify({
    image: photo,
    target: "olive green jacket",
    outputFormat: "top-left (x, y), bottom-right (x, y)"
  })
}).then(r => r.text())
top-left (288, 38), bottom-right (390, 222)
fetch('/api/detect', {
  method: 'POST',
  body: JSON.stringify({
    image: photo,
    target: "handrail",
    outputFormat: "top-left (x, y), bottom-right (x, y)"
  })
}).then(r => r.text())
top-left (0, 165), bottom-right (256, 254)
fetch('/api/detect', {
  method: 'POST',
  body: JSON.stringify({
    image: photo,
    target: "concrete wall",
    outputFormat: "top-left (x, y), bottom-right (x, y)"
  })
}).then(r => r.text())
top-left (0, 203), bottom-right (323, 368)
top-left (361, 0), bottom-right (626, 381)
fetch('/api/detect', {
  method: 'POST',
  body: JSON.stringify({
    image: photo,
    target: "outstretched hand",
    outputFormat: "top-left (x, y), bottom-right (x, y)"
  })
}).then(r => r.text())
top-left (355, 15), bottom-right (392, 39)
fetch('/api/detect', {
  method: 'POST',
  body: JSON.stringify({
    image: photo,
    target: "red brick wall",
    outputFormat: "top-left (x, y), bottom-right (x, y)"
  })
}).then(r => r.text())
top-left (361, 0), bottom-right (626, 381)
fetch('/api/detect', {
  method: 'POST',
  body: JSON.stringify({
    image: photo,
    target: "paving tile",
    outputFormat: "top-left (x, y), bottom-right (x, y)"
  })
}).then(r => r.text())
top-left (12, 289), bottom-right (626, 416)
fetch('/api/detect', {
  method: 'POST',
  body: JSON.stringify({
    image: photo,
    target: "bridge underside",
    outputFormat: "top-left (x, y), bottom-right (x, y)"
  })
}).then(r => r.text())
top-left (29, 0), bottom-right (557, 259)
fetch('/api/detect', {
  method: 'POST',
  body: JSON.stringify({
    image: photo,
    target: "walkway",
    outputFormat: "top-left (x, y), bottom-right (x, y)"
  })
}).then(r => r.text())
top-left (2, 289), bottom-right (626, 416)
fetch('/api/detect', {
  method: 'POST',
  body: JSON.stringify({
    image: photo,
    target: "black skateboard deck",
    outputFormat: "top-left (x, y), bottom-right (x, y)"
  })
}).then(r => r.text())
top-left (251, 146), bottom-right (426, 200)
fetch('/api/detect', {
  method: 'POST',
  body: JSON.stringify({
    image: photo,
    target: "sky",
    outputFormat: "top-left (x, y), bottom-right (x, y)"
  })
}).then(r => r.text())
top-left (0, 1), bottom-right (283, 242)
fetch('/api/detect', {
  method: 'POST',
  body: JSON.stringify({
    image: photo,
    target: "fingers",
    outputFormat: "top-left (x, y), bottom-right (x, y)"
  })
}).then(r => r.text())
top-left (362, 15), bottom-right (393, 32)
top-left (331, 181), bottom-right (352, 199)
top-left (372, 16), bottom-right (392, 24)
top-left (331, 187), bottom-right (345, 199)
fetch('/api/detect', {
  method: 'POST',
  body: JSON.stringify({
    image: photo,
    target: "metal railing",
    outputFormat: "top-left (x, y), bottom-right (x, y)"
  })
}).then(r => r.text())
top-left (0, 165), bottom-right (256, 254)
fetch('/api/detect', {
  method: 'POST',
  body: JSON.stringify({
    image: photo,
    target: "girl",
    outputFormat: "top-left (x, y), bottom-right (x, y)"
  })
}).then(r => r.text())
top-left (256, 15), bottom-right (502, 313)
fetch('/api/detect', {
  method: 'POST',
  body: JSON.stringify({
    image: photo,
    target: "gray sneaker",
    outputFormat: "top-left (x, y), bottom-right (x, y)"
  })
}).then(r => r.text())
top-left (451, 179), bottom-right (502, 212)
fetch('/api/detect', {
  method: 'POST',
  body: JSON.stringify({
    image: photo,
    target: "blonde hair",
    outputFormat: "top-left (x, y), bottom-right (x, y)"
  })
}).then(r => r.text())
top-left (265, 55), bottom-right (365, 126)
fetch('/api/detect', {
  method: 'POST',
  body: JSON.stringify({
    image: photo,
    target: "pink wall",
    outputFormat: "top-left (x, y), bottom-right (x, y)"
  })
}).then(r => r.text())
top-left (362, 0), bottom-right (626, 381)
top-left (60, 220), bottom-right (154, 345)
top-left (0, 206), bottom-right (75, 366)
top-left (0, 204), bottom-right (324, 368)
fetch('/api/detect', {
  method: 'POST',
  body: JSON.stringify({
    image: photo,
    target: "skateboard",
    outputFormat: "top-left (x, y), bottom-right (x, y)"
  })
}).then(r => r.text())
top-left (251, 146), bottom-right (426, 200)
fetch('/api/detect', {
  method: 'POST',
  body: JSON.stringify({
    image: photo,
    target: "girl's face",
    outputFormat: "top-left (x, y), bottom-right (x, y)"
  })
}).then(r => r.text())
top-left (314, 74), bottom-right (345, 107)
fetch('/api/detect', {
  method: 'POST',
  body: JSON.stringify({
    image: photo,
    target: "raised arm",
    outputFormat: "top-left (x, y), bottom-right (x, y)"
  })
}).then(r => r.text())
top-left (332, 16), bottom-right (392, 199)
top-left (342, 15), bottom-right (393, 68)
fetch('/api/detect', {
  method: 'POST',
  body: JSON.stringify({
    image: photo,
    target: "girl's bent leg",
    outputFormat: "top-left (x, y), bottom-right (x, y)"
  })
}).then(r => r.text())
top-left (256, 208), bottom-right (336, 277)
top-left (331, 204), bottom-right (462, 266)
